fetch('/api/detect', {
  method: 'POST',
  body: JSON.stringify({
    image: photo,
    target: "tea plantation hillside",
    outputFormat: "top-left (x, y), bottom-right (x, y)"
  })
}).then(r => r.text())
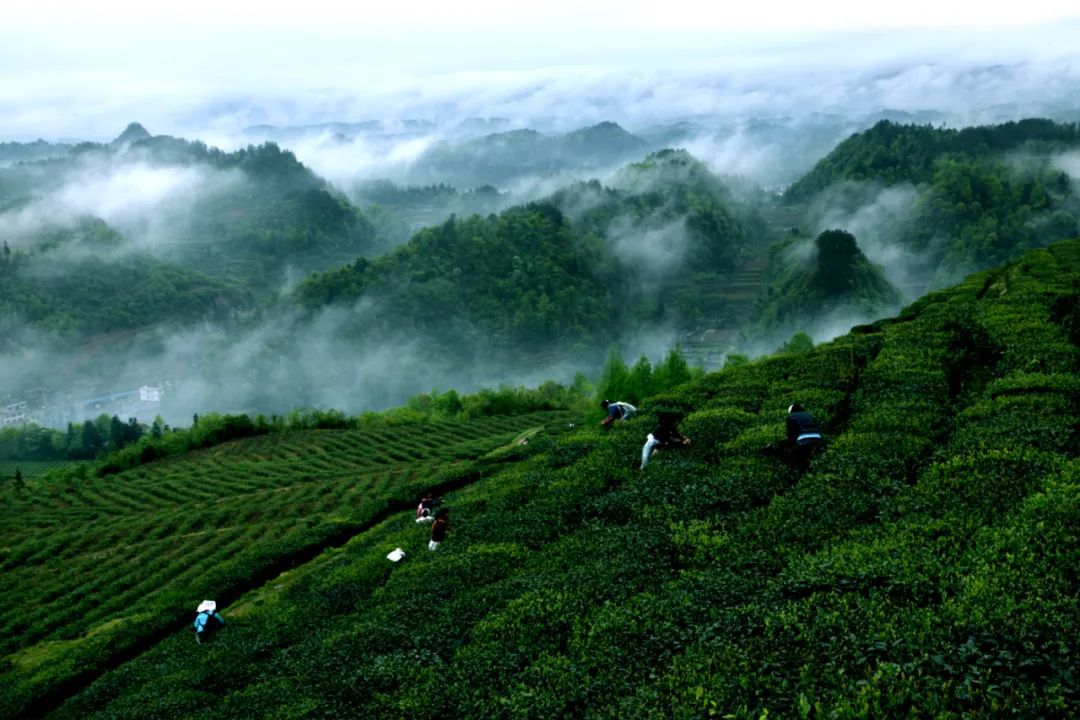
top-left (10, 240), bottom-right (1080, 718)
top-left (0, 411), bottom-right (578, 719)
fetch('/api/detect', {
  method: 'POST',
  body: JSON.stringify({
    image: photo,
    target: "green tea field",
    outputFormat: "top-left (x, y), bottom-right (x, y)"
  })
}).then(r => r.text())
top-left (4, 240), bottom-right (1080, 719)
top-left (0, 411), bottom-right (578, 718)
top-left (0, 461), bottom-right (79, 481)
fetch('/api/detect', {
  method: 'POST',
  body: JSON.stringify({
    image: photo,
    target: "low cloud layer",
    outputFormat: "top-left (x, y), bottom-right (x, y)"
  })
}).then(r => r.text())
top-left (1, 153), bottom-right (245, 254)
top-left (3, 27), bottom-right (1080, 147)
top-left (1054, 150), bottom-right (1080, 181)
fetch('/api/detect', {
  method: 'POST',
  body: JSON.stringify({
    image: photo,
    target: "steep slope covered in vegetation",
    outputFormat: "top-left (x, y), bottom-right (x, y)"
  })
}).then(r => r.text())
top-left (24, 238), bottom-right (1080, 718)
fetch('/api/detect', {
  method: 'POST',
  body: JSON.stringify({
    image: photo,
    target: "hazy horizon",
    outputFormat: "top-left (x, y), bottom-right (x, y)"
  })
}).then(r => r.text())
top-left (3, 3), bottom-right (1080, 142)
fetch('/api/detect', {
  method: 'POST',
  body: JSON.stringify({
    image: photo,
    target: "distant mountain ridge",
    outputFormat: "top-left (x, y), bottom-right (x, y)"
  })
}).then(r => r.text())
top-left (408, 121), bottom-right (650, 186)
top-left (786, 118), bottom-right (1080, 200)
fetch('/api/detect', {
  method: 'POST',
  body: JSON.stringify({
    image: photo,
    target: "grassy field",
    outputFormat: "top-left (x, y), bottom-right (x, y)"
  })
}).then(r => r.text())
top-left (3, 241), bottom-right (1079, 719)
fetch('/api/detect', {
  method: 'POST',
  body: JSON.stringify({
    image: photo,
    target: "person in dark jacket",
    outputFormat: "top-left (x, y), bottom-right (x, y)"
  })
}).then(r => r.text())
top-left (786, 403), bottom-right (822, 448)
top-left (640, 413), bottom-right (691, 468)
top-left (429, 508), bottom-right (450, 550)
top-left (193, 600), bottom-right (224, 644)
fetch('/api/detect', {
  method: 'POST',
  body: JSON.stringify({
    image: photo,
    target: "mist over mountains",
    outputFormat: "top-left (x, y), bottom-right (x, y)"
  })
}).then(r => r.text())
top-left (4, 8), bottom-right (1080, 717)
top-left (3, 101), bottom-right (1080, 428)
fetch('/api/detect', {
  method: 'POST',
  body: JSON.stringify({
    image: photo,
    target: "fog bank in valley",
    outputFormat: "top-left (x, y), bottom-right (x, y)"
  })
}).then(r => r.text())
top-left (3, 9), bottom-right (1080, 425)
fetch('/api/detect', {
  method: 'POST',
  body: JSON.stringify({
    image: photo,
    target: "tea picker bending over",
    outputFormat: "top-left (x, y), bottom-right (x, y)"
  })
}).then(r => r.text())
top-left (600, 399), bottom-right (637, 426)
top-left (641, 413), bottom-right (691, 469)
top-left (786, 403), bottom-right (822, 449)
top-left (416, 492), bottom-right (441, 524)
top-left (193, 600), bottom-right (224, 644)
top-left (429, 508), bottom-right (451, 550)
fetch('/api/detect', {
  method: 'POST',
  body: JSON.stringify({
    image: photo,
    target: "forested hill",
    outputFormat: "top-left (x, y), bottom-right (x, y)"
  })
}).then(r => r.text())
top-left (786, 118), bottom-right (1080, 199)
top-left (0, 127), bottom-right (391, 348)
top-left (17, 237), bottom-right (1079, 719)
top-left (0, 127), bottom-right (383, 294)
top-left (0, 217), bottom-right (245, 339)
top-left (781, 118), bottom-right (1080, 289)
top-left (296, 202), bottom-right (618, 349)
top-left (553, 148), bottom-right (768, 276)
top-left (296, 150), bottom-right (769, 353)
top-left (549, 149), bottom-right (769, 326)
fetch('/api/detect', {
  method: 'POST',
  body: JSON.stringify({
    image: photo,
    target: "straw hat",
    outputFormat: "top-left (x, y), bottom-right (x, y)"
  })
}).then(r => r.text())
top-left (196, 600), bottom-right (217, 613)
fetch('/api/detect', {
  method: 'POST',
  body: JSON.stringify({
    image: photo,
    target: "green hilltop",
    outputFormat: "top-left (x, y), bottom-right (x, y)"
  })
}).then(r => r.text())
top-left (2, 237), bottom-right (1077, 718)
top-left (760, 228), bottom-right (901, 331)
top-left (785, 118), bottom-right (1080, 200)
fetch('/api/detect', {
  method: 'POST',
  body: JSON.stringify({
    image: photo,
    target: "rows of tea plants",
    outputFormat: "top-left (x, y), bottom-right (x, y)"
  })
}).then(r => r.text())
top-left (23, 240), bottom-right (1080, 719)
top-left (0, 410), bottom-right (576, 719)
top-left (0, 460), bottom-right (77, 481)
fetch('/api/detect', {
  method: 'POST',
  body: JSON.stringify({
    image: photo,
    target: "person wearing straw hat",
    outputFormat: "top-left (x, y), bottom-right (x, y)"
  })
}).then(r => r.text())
top-left (193, 600), bottom-right (225, 644)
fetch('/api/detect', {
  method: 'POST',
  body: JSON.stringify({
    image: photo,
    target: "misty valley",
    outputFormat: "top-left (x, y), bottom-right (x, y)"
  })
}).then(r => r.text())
top-left (3, 116), bottom-right (1078, 437)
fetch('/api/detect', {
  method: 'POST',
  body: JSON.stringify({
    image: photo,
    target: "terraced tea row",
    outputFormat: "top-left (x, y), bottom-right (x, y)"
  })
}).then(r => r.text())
top-left (0, 460), bottom-right (78, 480)
top-left (0, 411), bottom-right (575, 679)
top-left (1, 413), bottom-right (565, 520)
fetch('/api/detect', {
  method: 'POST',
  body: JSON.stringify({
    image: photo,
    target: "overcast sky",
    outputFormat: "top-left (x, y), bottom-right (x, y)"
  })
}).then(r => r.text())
top-left (2, 0), bottom-right (1080, 140)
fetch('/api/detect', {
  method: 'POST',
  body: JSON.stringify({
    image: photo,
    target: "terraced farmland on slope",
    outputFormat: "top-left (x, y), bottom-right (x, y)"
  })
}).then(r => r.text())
top-left (0, 410), bottom-right (577, 717)
top-left (41, 240), bottom-right (1080, 720)
top-left (0, 460), bottom-right (79, 481)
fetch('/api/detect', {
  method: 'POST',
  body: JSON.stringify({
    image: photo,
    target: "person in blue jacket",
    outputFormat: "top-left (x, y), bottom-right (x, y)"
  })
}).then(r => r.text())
top-left (193, 600), bottom-right (224, 644)
top-left (600, 399), bottom-right (637, 426)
